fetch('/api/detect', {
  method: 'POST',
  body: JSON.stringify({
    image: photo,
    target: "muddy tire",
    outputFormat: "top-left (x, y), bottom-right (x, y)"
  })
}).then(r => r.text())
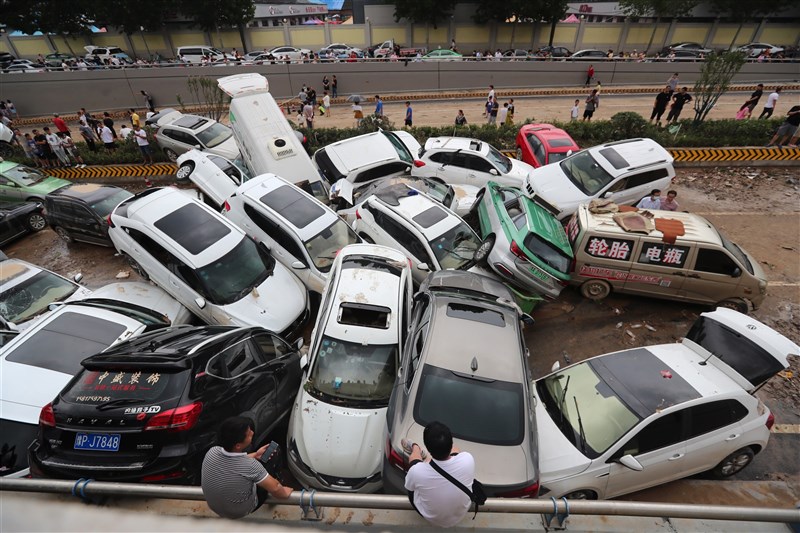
top-left (711, 447), bottom-right (754, 478)
top-left (580, 279), bottom-right (611, 301)
top-left (716, 298), bottom-right (749, 314)
top-left (53, 226), bottom-right (74, 244)
top-left (473, 234), bottom-right (495, 264)
top-left (124, 254), bottom-right (150, 281)
top-left (164, 148), bottom-right (179, 162)
top-left (563, 489), bottom-right (598, 500)
top-left (176, 161), bottom-right (195, 182)
top-left (26, 212), bottom-right (47, 232)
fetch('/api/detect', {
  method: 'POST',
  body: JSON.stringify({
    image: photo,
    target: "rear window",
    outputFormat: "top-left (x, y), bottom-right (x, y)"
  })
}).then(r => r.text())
top-left (260, 185), bottom-right (324, 229)
top-left (523, 234), bottom-right (572, 274)
top-left (446, 302), bottom-right (505, 327)
top-left (62, 369), bottom-right (188, 405)
top-left (414, 364), bottom-right (524, 445)
top-left (338, 302), bottom-right (391, 329)
top-left (90, 189), bottom-right (134, 217)
top-left (548, 138), bottom-right (576, 148)
top-left (154, 203), bottom-right (231, 255)
top-left (412, 205), bottom-right (449, 228)
top-left (6, 312), bottom-right (127, 375)
top-left (314, 149), bottom-right (345, 183)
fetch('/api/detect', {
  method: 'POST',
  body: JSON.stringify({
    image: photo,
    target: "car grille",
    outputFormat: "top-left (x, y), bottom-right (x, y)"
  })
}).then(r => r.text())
top-left (316, 471), bottom-right (381, 491)
top-left (281, 306), bottom-right (309, 341)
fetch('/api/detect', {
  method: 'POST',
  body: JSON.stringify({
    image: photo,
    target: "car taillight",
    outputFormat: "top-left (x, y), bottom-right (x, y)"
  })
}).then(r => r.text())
top-left (39, 402), bottom-right (56, 427)
top-left (386, 437), bottom-right (406, 470)
top-left (141, 471), bottom-right (184, 483)
top-left (497, 481), bottom-right (539, 498)
top-left (223, 200), bottom-right (231, 212)
top-left (355, 209), bottom-right (361, 220)
top-left (413, 160), bottom-right (426, 167)
top-left (766, 412), bottom-right (775, 430)
top-left (144, 402), bottom-right (203, 432)
top-left (510, 241), bottom-right (529, 262)
top-left (106, 215), bottom-right (114, 228)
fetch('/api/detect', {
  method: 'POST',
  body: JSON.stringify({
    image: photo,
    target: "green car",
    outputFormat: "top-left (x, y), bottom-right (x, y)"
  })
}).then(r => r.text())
top-left (472, 181), bottom-right (573, 299)
top-left (0, 162), bottom-right (71, 203)
top-left (421, 49), bottom-right (463, 61)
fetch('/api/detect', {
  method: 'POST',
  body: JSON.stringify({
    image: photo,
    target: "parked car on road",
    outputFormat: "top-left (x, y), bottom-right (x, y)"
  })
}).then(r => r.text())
top-left (29, 324), bottom-right (304, 484)
top-left (733, 42), bottom-right (784, 57)
top-left (147, 108), bottom-right (239, 162)
top-left (0, 162), bottom-right (70, 203)
top-left (268, 46), bottom-right (312, 61)
top-left (658, 42), bottom-right (713, 57)
top-left (502, 49), bottom-right (530, 60)
top-left (383, 270), bottom-right (539, 498)
top-left (318, 43), bottom-right (363, 59)
top-left (568, 49), bottom-right (607, 60)
top-left (43, 53), bottom-right (76, 68)
top-left (175, 45), bottom-right (225, 63)
top-left (108, 188), bottom-right (309, 339)
top-left (515, 123), bottom-right (580, 168)
top-left (84, 45), bottom-right (132, 64)
top-left (421, 49), bottom-right (462, 61)
top-left (287, 244), bottom-right (412, 492)
top-left (534, 308), bottom-right (796, 500)
top-left (0, 201), bottom-right (47, 246)
top-left (45, 184), bottom-right (133, 246)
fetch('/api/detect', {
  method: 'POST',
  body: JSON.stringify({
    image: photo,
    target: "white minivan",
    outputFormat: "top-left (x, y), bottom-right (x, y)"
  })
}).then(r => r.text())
top-left (176, 45), bottom-right (225, 63)
top-left (217, 73), bottom-right (329, 204)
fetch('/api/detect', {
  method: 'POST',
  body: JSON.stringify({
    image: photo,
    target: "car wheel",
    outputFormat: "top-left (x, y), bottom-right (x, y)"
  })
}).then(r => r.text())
top-left (124, 254), bottom-right (150, 281)
top-left (0, 142), bottom-right (13, 158)
top-left (711, 447), bottom-right (754, 478)
top-left (580, 279), bottom-right (611, 301)
top-left (53, 226), bottom-right (74, 244)
top-left (563, 489), bottom-right (598, 500)
top-left (473, 234), bottom-right (495, 264)
top-left (716, 298), bottom-right (749, 314)
top-left (26, 212), bottom-right (47, 231)
top-left (176, 161), bottom-right (195, 182)
top-left (164, 148), bottom-right (179, 162)
top-left (358, 232), bottom-right (375, 244)
top-left (515, 146), bottom-right (523, 160)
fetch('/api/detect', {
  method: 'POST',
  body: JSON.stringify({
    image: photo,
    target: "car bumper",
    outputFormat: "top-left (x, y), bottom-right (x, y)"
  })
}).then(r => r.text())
top-left (381, 461), bottom-right (407, 494)
top-left (287, 444), bottom-right (382, 493)
top-left (488, 248), bottom-right (564, 299)
top-left (281, 302), bottom-right (310, 341)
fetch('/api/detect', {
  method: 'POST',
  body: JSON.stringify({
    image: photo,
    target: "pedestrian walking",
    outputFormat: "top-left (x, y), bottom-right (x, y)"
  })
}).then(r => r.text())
top-left (374, 95), bottom-right (384, 117)
top-left (53, 113), bottom-right (71, 137)
top-left (133, 126), bottom-right (154, 164)
top-left (765, 105), bottom-right (800, 147)
top-left (650, 86), bottom-right (672, 125)
top-left (331, 75), bottom-right (338, 98)
top-left (585, 64), bottom-right (594, 87)
top-left (141, 90), bottom-right (155, 112)
top-left (570, 99), bottom-right (580, 121)
top-left (44, 127), bottom-right (70, 167)
top-left (667, 73), bottom-right (680, 96)
top-left (758, 87), bottom-right (781, 119)
top-left (404, 101), bottom-right (413, 128)
top-left (487, 97), bottom-right (499, 125)
top-left (583, 90), bottom-right (599, 121)
top-left (61, 134), bottom-right (85, 167)
top-left (455, 110), bottom-right (467, 126)
top-left (740, 83), bottom-right (764, 113)
top-left (666, 87), bottom-right (692, 123)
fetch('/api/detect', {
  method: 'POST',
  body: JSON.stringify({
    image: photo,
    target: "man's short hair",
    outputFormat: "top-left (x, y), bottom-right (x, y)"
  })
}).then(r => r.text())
top-left (668, 189), bottom-right (677, 196)
top-left (650, 189), bottom-right (661, 195)
top-left (217, 416), bottom-right (255, 452)
top-left (423, 421), bottom-right (453, 460)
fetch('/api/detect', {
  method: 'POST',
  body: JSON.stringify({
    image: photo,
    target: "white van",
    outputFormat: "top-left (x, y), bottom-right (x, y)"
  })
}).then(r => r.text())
top-left (217, 73), bottom-right (329, 203)
top-left (176, 45), bottom-right (225, 63)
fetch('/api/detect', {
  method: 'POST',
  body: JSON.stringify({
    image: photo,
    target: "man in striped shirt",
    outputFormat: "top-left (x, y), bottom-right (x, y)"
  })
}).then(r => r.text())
top-left (201, 416), bottom-right (293, 519)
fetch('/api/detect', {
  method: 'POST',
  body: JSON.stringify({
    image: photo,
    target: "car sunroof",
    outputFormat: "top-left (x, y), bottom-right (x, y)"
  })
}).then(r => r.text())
top-left (260, 185), bottom-right (324, 229)
top-left (154, 203), bottom-right (231, 255)
top-left (412, 206), bottom-right (448, 228)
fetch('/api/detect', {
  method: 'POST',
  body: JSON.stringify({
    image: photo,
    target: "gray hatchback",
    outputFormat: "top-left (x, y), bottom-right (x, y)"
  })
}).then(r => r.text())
top-left (383, 270), bottom-right (539, 498)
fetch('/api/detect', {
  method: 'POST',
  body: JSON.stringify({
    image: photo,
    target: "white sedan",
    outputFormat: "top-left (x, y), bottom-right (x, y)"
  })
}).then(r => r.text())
top-left (268, 46), bottom-right (312, 61)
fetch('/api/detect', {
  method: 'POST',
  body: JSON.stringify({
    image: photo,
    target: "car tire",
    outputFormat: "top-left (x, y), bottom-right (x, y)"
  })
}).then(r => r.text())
top-left (473, 234), bottom-right (495, 264)
top-left (580, 279), bottom-right (611, 301)
top-left (53, 226), bottom-right (74, 244)
top-left (26, 212), bottom-right (47, 231)
top-left (716, 298), bottom-right (749, 314)
top-left (0, 141), bottom-right (13, 158)
top-left (711, 447), bottom-right (754, 478)
top-left (563, 489), bottom-right (598, 500)
top-left (164, 148), bottom-right (179, 162)
top-left (358, 232), bottom-right (375, 244)
top-left (176, 161), bottom-right (195, 182)
top-left (124, 253), bottom-right (150, 281)
top-left (515, 146), bottom-right (523, 160)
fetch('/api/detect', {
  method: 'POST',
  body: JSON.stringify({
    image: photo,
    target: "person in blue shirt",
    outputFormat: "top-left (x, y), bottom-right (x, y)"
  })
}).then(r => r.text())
top-left (405, 101), bottom-right (413, 128)
top-left (636, 189), bottom-right (662, 210)
top-left (375, 95), bottom-right (383, 116)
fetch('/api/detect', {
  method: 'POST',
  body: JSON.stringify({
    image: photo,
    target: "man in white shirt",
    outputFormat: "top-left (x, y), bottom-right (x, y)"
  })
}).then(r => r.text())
top-left (758, 86), bottom-right (781, 119)
top-left (636, 189), bottom-right (662, 210)
top-left (133, 126), bottom-right (154, 164)
top-left (119, 124), bottom-right (133, 139)
top-left (404, 422), bottom-right (475, 528)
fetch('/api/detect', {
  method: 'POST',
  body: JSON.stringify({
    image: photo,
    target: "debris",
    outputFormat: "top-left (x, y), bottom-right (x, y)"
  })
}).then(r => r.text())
top-left (115, 270), bottom-right (130, 279)
top-left (645, 324), bottom-right (657, 332)
top-left (562, 351), bottom-right (572, 365)
top-left (780, 245), bottom-right (795, 251)
top-left (616, 322), bottom-right (623, 329)
top-left (631, 323), bottom-right (642, 329)
top-left (613, 307), bottom-right (622, 315)
top-left (786, 177), bottom-right (798, 186)
top-left (625, 329), bottom-right (636, 339)
top-left (777, 370), bottom-right (793, 379)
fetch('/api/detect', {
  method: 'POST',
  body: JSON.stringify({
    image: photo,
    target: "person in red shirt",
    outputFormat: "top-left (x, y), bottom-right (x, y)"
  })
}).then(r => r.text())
top-left (585, 65), bottom-right (594, 87)
top-left (52, 114), bottom-right (71, 137)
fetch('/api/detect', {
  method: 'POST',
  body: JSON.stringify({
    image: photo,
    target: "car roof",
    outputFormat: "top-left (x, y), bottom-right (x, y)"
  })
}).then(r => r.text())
top-left (588, 138), bottom-right (673, 174)
top-left (322, 132), bottom-right (403, 172)
top-left (423, 292), bottom-right (524, 383)
top-left (322, 244), bottom-right (407, 344)
top-left (0, 161), bottom-right (22, 172)
top-left (50, 183), bottom-right (124, 202)
top-left (372, 187), bottom-right (460, 240)
top-left (578, 204), bottom-right (722, 246)
top-left (238, 174), bottom-right (340, 241)
top-left (423, 136), bottom-right (489, 155)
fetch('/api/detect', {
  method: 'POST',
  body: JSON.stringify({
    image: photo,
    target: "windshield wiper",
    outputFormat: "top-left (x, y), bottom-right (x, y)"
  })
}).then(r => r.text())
top-left (557, 375), bottom-right (570, 427)
top-left (573, 395), bottom-right (588, 455)
top-left (96, 398), bottom-right (145, 411)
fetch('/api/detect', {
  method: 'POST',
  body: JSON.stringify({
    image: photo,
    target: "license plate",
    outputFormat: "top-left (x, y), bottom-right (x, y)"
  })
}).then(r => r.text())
top-left (529, 266), bottom-right (550, 281)
top-left (74, 433), bottom-right (120, 452)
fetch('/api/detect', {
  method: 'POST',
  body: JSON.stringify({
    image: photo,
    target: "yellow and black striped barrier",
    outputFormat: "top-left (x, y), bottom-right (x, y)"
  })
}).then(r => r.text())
top-left (502, 147), bottom-right (800, 163)
top-left (46, 163), bottom-right (177, 179)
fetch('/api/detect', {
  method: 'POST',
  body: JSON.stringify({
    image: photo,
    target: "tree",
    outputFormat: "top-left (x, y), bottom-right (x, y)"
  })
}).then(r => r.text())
top-left (392, 0), bottom-right (457, 30)
top-left (619, 0), bottom-right (699, 54)
top-left (1, 0), bottom-right (94, 35)
top-left (93, 1), bottom-right (178, 35)
top-left (471, 0), bottom-right (568, 47)
top-left (178, 0), bottom-right (255, 32)
top-left (537, 0), bottom-right (570, 47)
top-left (710, 0), bottom-right (794, 49)
top-left (692, 51), bottom-right (747, 124)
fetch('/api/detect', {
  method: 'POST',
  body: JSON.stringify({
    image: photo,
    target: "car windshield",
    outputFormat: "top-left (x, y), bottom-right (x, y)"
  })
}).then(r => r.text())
top-left (429, 222), bottom-right (480, 270)
top-left (90, 189), bottom-right (134, 217)
top-left (196, 123), bottom-right (232, 148)
top-left (306, 335), bottom-right (397, 406)
top-left (559, 151), bottom-right (615, 195)
top-left (537, 363), bottom-right (641, 459)
top-left (194, 238), bottom-right (275, 305)
top-left (717, 229), bottom-right (753, 274)
top-left (523, 234), bottom-right (572, 274)
top-left (0, 270), bottom-right (77, 323)
top-left (547, 152), bottom-right (569, 164)
top-left (486, 144), bottom-right (512, 173)
top-left (382, 131), bottom-right (413, 164)
top-left (414, 364), bottom-right (524, 445)
top-left (5, 165), bottom-right (47, 186)
top-left (303, 218), bottom-right (359, 273)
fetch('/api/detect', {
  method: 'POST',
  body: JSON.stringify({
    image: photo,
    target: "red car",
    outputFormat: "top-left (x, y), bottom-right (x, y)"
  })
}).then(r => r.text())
top-left (515, 123), bottom-right (580, 168)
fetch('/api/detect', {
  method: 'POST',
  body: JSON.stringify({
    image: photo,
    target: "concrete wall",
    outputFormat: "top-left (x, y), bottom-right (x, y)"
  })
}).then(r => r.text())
top-left (1, 61), bottom-right (797, 118)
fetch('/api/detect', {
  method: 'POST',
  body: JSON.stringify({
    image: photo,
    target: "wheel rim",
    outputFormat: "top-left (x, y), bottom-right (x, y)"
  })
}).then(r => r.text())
top-left (165, 149), bottom-right (178, 162)
top-left (565, 490), bottom-right (593, 500)
top-left (55, 227), bottom-right (71, 242)
top-left (586, 282), bottom-right (608, 298)
top-left (720, 453), bottom-right (751, 476)
top-left (176, 164), bottom-right (193, 180)
top-left (475, 237), bottom-right (494, 260)
top-left (28, 214), bottom-right (46, 230)
top-left (126, 256), bottom-right (147, 278)
top-left (515, 147), bottom-right (523, 160)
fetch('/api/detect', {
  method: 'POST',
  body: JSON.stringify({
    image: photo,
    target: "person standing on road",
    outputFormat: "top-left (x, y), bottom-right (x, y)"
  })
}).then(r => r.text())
top-left (583, 90), bottom-right (599, 121)
top-left (758, 87), bottom-right (781, 119)
top-left (487, 96), bottom-right (499, 125)
top-left (322, 92), bottom-right (331, 117)
top-left (636, 189), bottom-right (662, 209)
top-left (78, 122), bottom-right (97, 151)
top-left (303, 101), bottom-right (315, 129)
top-left (666, 87), bottom-right (692, 123)
top-left (650, 86), bottom-right (672, 125)
top-left (119, 124), bottom-right (133, 140)
top-left (53, 114), bottom-right (71, 137)
top-left (322, 75), bottom-right (330, 93)
top-left (374, 95), bottom-right (384, 117)
top-left (201, 416), bottom-right (292, 520)
top-left (660, 190), bottom-right (679, 211)
top-left (331, 75), bottom-right (338, 98)
top-left (765, 105), bottom-right (800, 147)
top-left (128, 108), bottom-right (141, 128)
top-left (404, 101), bottom-right (413, 128)
top-left (404, 421), bottom-right (476, 528)
top-left (22, 133), bottom-right (38, 165)
top-left (44, 127), bottom-right (69, 167)
top-left (497, 102), bottom-right (509, 126)
top-left (667, 73), bottom-right (680, 96)
top-left (505, 99), bottom-right (515, 125)
top-left (585, 64), bottom-right (594, 87)
top-left (141, 91), bottom-right (155, 113)
top-left (455, 110), bottom-right (467, 126)
top-left (740, 83), bottom-right (764, 114)
top-left (133, 125), bottom-right (154, 164)
top-left (570, 99), bottom-right (580, 121)
top-left (33, 129), bottom-right (54, 168)
top-left (487, 85), bottom-right (495, 103)
top-left (60, 133), bottom-right (85, 167)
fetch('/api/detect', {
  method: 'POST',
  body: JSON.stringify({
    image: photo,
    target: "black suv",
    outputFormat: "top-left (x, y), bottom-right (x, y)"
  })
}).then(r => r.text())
top-left (1, 201), bottom-right (46, 246)
top-left (45, 184), bottom-right (133, 246)
top-left (29, 325), bottom-right (304, 484)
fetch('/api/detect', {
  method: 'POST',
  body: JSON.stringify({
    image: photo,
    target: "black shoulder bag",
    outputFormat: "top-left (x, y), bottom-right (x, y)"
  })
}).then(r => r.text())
top-left (428, 460), bottom-right (487, 519)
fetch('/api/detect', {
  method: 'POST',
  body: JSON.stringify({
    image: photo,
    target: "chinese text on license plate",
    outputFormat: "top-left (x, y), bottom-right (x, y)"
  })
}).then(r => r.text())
top-left (74, 433), bottom-right (120, 452)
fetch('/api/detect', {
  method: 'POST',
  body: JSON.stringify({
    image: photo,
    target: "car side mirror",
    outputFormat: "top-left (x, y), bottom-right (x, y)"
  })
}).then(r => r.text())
top-left (194, 297), bottom-right (206, 309)
top-left (602, 191), bottom-right (614, 199)
top-left (520, 313), bottom-right (534, 327)
top-left (417, 262), bottom-right (430, 272)
top-left (619, 454), bottom-right (644, 471)
top-left (489, 168), bottom-right (500, 176)
top-left (551, 361), bottom-right (561, 372)
top-left (295, 338), bottom-right (304, 350)
top-left (291, 260), bottom-right (307, 270)
top-left (731, 267), bottom-right (742, 278)
top-left (566, 150), bottom-right (573, 157)
top-left (194, 144), bottom-right (202, 149)
top-left (73, 273), bottom-right (83, 283)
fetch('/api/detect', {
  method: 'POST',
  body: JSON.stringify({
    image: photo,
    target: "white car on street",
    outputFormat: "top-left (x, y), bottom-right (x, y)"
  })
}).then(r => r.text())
top-left (148, 109), bottom-right (240, 162)
top-left (524, 138), bottom-right (675, 220)
top-left (534, 308), bottom-right (797, 500)
top-left (107, 187), bottom-right (309, 339)
top-left (412, 137), bottom-right (536, 189)
top-left (287, 244), bottom-right (412, 493)
top-left (267, 46), bottom-right (312, 61)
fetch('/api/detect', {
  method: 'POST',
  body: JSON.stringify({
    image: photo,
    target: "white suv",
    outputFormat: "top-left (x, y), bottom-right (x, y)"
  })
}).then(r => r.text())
top-left (107, 187), bottom-right (309, 339)
top-left (224, 174), bottom-right (360, 295)
top-left (287, 244), bottom-right (412, 493)
top-left (351, 184), bottom-right (482, 285)
top-left (524, 138), bottom-right (675, 221)
top-left (534, 308), bottom-right (797, 500)
top-left (411, 136), bottom-right (536, 188)
top-left (148, 109), bottom-right (240, 162)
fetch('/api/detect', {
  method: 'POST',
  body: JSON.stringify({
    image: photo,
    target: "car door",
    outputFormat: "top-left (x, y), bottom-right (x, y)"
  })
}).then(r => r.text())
top-left (433, 152), bottom-right (470, 185)
top-left (368, 207), bottom-right (434, 284)
top-left (0, 208), bottom-right (23, 244)
top-left (250, 332), bottom-right (302, 426)
top-left (64, 202), bottom-right (105, 244)
top-left (676, 399), bottom-right (749, 476)
top-left (680, 247), bottom-right (744, 305)
top-left (623, 240), bottom-right (689, 299)
top-left (162, 128), bottom-right (195, 154)
top-left (0, 175), bottom-right (24, 202)
top-left (603, 168), bottom-right (672, 206)
top-left (603, 410), bottom-right (688, 498)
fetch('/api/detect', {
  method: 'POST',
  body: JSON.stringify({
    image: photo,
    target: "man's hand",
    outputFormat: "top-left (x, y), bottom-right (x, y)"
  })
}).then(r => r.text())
top-left (250, 444), bottom-right (269, 461)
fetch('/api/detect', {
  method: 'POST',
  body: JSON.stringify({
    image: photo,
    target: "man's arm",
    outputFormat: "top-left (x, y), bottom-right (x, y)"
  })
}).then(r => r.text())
top-left (257, 474), bottom-right (293, 499)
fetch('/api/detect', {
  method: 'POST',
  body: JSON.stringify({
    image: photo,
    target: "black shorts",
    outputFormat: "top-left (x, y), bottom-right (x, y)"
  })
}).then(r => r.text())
top-left (404, 119), bottom-right (412, 126)
top-left (583, 109), bottom-right (595, 119)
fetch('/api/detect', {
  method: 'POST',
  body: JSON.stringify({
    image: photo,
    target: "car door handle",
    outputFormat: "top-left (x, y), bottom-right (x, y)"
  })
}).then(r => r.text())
top-left (668, 453), bottom-right (685, 461)
top-left (686, 273), bottom-right (701, 279)
top-left (673, 271), bottom-right (686, 277)
top-left (725, 434), bottom-right (740, 441)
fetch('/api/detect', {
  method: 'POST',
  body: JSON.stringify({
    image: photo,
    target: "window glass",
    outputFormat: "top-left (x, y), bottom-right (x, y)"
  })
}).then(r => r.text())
top-left (373, 209), bottom-right (433, 266)
top-left (62, 369), bottom-right (186, 403)
top-left (625, 169), bottom-right (669, 189)
top-left (354, 162), bottom-right (409, 184)
top-left (4, 165), bottom-right (47, 186)
top-left (466, 155), bottom-right (494, 173)
top-left (412, 205), bottom-right (448, 228)
top-left (597, 148), bottom-right (630, 170)
top-left (560, 151), bottom-right (615, 195)
top-left (446, 303), bottom-right (504, 327)
top-left (90, 189), bottom-right (134, 217)
top-left (209, 156), bottom-right (242, 185)
top-left (717, 230), bottom-right (753, 274)
top-left (245, 203), bottom-right (306, 261)
top-left (637, 242), bottom-right (691, 268)
top-left (685, 400), bottom-right (747, 439)
top-left (304, 218), bottom-right (358, 273)
top-left (527, 135), bottom-right (544, 163)
top-left (382, 131), bottom-right (413, 164)
top-left (260, 185), bottom-right (324, 229)
top-left (251, 333), bottom-right (289, 363)
top-left (523, 234), bottom-right (572, 274)
top-left (619, 411), bottom-right (684, 457)
top-left (429, 152), bottom-right (449, 165)
top-left (0, 270), bottom-right (77, 324)
top-left (222, 340), bottom-right (259, 376)
top-left (485, 145), bottom-right (512, 173)
top-left (0, 419), bottom-right (38, 475)
top-left (428, 221), bottom-right (480, 270)
top-left (194, 238), bottom-right (274, 305)
top-left (694, 248), bottom-right (739, 275)
top-left (448, 153), bottom-right (469, 169)
top-left (338, 302), bottom-right (391, 329)
top-left (154, 204), bottom-right (231, 256)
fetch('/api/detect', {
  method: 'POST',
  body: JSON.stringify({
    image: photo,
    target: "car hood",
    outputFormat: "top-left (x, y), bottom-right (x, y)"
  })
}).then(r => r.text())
top-left (450, 184), bottom-right (480, 216)
top-left (506, 159), bottom-right (535, 182)
top-left (26, 176), bottom-right (71, 194)
top-left (533, 391), bottom-right (591, 483)
top-left (0, 361), bottom-right (73, 423)
top-left (208, 137), bottom-right (241, 161)
top-left (525, 168), bottom-right (587, 215)
top-left (220, 262), bottom-right (307, 331)
top-left (86, 282), bottom-right (192, 325)
top-left (291, 388), bottom-right (385, 479)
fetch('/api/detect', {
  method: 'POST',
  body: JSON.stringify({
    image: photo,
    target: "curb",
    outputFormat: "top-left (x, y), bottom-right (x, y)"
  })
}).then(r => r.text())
top-left (45, 163), bottom-right (177, 179)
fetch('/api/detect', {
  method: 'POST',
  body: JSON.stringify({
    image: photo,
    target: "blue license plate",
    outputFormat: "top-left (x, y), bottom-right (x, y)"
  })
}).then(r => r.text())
top-left (74, 433), bottom-right (120, 452)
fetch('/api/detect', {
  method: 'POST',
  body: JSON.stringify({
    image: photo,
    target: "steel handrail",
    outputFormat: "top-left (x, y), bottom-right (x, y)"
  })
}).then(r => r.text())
top-left (2, 478), bottom-right (798, 523)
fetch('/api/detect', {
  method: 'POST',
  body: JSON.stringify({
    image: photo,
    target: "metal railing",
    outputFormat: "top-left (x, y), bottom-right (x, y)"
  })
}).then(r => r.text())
top-left (2, 478), bottom-right (799, 524)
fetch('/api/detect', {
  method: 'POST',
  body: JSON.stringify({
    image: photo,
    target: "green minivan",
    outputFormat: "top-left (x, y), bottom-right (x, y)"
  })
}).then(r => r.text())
top-left (0, 162), bottom-right (71, 203)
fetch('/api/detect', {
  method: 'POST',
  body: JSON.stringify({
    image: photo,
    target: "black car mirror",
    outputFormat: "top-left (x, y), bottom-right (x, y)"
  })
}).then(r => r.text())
top-left (731, 267), bottom-right (742, 278)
